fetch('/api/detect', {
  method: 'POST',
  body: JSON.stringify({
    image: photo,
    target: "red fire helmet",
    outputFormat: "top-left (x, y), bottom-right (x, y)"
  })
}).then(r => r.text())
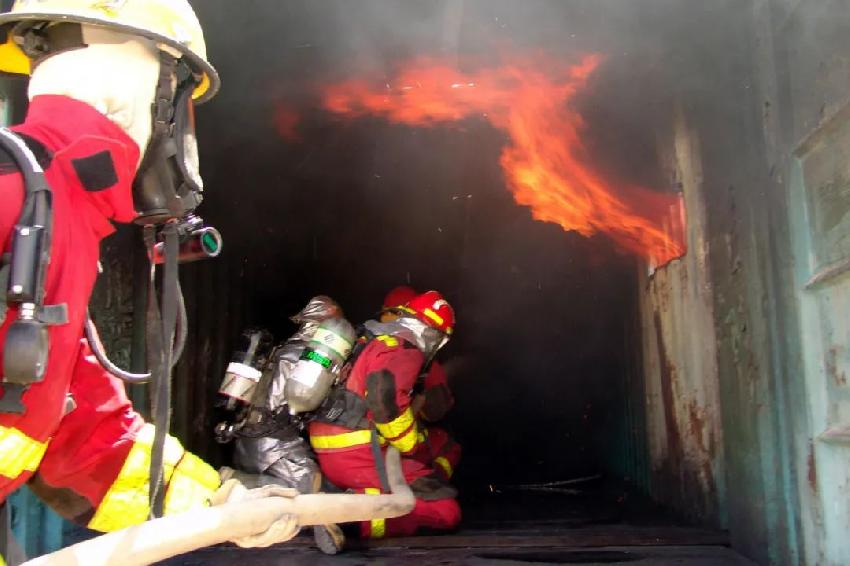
top-left (382, 285), bottom-right (418, 310)
top-left (403, 290), bottom-right (455, 335)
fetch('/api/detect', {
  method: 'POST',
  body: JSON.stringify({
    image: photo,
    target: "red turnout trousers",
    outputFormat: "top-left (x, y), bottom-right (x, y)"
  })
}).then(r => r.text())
top-left (410, 426), bottom-right (462, 482)
top-left (314, 442), bottom-right (461, 538)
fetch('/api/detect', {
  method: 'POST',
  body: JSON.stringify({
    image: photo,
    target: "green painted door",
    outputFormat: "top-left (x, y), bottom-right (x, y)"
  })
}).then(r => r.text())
top-left (789, 105), bottom-right (850, 566)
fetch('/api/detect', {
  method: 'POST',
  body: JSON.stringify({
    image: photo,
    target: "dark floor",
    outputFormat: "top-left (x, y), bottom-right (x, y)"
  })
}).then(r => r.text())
top-left (159, 482), bottom-right (753, 565)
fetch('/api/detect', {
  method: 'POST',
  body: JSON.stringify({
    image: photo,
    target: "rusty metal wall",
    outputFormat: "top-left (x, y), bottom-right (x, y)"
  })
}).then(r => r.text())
top-left (638, 104), bottom-right (726, 527)
top-left (632, 2), bottom-right (811, 563)
top-left (168, 254), bottom-right (260, 465)
top-left (89, 227), bottom-right (261, 466)
top-left (634, 1), bottom-right (850, 563)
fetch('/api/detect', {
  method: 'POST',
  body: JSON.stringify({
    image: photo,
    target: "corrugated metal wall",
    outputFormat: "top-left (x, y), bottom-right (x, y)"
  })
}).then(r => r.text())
top-left (631, 1), bottom-right (850, 563)
top-left (631, 2), bottom-right (807, 560)
top-left (95, 232), bottom-right (260, 466)
top-left (167, 254), bottom-right (259, 464)
top-left (639, 103), bottom-right (727, 527)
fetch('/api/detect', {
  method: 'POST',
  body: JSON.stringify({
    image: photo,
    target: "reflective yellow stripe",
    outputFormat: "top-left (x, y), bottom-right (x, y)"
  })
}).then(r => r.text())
top-left (370, 517), bottom-right (386, 538)
top-left (163, 451), bottom-right (220, 516)
top-left (398, 308), bottom-right (452, 334)
top-left (375, 408), bottom-right (422, 454)
top-left (388, 424), bottom-right (420, 454)
top-left (435, 456), bottom-right (453, 479)
top-left (364, 488), bottom-right (386, 538)
top-left (376, 335), bottom-right (399, 348)
top-left (375, 407), bottom-right (415, 440)
top-left (310, 429), bottom-right (384, 450)
top-left (423, 307), bottom-right (444, 326)
top-left (88, 424), bottom-right (219, 532)
top-left (0, 425), bottom-right (48, 479)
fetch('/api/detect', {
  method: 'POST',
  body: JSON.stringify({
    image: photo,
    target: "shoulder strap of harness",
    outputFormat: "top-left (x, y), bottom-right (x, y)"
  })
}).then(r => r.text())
top-left (347, 325), bottom-right (376, 370)
top-left (0, 128), bottom-right (67, 413)
top-left (311, 325), bottom-right (433, 427)
top-left (310, 325), bottom-right (376, 428)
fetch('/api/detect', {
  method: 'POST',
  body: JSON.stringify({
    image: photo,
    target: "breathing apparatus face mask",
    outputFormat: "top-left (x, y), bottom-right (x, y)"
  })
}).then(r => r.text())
top-left (12, 21), bottom-right (205, 226)
top-left (133, 61), bottom-right (203, 225)
top-left (134, 65), bottom-right (222, 263)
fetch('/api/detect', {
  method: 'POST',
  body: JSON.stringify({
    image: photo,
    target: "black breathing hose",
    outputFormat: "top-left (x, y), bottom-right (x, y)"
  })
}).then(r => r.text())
top-left (172, 280), bottom-right (188, 365)
top-left (85, 311), bottom-right (152, 384)
top-left (85, 280), bottom-right (188, 385)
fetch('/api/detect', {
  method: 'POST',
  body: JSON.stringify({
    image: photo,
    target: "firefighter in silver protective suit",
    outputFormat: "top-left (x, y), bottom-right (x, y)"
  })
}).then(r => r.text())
top-left (228, 296), bottom-right (346, 554)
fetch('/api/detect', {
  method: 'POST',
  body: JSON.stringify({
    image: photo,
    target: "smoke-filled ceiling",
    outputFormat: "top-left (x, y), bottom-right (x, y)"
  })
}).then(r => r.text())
top-left (188, 0), bottom-right (705, 487)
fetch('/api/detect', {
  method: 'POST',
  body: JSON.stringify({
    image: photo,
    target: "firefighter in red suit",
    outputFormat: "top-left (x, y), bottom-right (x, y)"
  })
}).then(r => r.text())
top-left (310, 290), bottom-right (461, 538)
top-left (380, 287), bottom-right (461, 482)
top-left (0, 0), bottom-right (298, 552)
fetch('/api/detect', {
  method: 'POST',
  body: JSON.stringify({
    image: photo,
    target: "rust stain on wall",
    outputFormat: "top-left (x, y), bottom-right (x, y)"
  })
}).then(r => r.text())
top-left (688, 400), bottom-right (718, 489)
top-left (639, 102), bottom-right (725, 526)
top-left (807, 442), bottom-right (818, 493)
top-left (653, 311), bottom-right (684, 480)
top-left (827, 347), bottom-right (847, 387)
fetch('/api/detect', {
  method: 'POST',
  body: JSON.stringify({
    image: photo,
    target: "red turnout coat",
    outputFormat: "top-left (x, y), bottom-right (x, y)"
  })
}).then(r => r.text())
top-left (0, 95), bottom-right (218, 531)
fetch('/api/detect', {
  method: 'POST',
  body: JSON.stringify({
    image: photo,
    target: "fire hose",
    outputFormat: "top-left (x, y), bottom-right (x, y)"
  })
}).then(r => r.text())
top-left (22, 448), bottom-right (414, 566)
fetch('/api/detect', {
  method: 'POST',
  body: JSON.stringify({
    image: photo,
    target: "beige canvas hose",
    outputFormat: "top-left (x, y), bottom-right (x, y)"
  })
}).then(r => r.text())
top-left (23, 448), bottom-right (414, 566)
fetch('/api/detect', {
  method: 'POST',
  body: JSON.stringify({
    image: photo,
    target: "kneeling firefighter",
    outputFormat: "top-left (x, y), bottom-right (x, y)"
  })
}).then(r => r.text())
top-left (215, 296), bottom-right (353, 554)
top-left (380, 287), bottom-right (461, 483)
top-left (309, 290), bottom-right (461, 538)
top-left (0, 0), bottom-right (299, 558)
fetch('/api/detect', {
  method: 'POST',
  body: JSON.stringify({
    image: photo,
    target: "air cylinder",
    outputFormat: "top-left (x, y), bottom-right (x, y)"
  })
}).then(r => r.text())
top-left (285, 317), bottom-right (355, 414)
top-left (217, 328), bottom-right (274, 411)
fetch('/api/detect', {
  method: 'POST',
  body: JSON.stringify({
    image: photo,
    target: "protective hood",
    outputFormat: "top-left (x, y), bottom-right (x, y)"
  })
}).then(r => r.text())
top-left (13, 94), bottom-right (139, 231)
top-left (290, 295), bottom-right (343, 323)
top-left (259, 296), bottom-right (343, 411)
top-left (25, 26), bottom-right (160, 161)
top-left (363, 317), bottom-right (448, 358)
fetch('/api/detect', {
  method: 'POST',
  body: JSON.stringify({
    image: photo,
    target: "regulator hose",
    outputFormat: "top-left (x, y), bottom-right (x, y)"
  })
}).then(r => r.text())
top-left (172, 280), bottom-right (188, 365)
top-left (85, 282), bottom-right (188, 385)
top-left (85, 312), bottom-right (152, 384)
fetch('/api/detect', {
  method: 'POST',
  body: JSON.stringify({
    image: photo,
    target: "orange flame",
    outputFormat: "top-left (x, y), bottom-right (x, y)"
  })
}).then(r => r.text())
top-left (321, 54), bottom-right (686, 266)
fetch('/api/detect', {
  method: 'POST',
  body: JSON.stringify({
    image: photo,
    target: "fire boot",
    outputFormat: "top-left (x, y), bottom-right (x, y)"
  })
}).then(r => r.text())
top-left (314, 523), bottom-right (345, 555)
top-left (310, 471), bottom-right (345, 554)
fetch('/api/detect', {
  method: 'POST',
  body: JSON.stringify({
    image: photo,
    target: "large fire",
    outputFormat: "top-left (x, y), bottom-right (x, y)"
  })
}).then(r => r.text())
top-left (319, 54), bottom-right (686, 266)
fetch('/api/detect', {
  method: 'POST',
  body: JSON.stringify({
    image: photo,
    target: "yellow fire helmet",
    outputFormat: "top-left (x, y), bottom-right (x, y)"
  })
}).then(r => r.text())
top-left (0, 0), bottom-right (219, 103)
